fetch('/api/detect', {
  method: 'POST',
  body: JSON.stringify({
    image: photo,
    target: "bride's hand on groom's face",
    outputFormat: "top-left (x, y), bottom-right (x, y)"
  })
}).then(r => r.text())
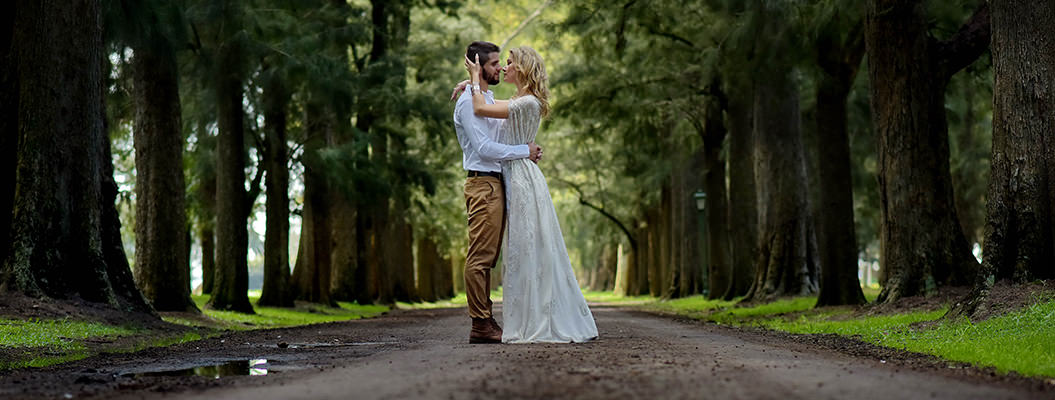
top-left (465, 54), bottom-right (482, 81)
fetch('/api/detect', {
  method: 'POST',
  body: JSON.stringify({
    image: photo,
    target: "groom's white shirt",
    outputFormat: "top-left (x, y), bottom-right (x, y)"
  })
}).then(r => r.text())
top-left (454, 89), bottom-right (529, 173)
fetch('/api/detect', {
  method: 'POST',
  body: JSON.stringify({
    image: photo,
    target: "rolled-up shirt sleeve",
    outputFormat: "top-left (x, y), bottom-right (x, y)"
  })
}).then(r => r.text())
top-left (457, 98), bottom-right (529, 162)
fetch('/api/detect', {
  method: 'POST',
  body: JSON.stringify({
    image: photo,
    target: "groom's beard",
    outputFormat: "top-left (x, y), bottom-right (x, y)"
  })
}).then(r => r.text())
top-left (484, 69), bottom-right (500, 85)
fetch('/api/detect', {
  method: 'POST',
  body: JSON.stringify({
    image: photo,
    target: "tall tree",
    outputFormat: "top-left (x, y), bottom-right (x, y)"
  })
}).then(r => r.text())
top-left (0, 0), bottom-right (16, 259)
top-left (2, 0), bottom-right (152, 314)
top-left (195, 157), bottom-right (217, 295)
top-left (287, 0), bottom-right (360, 306)
top-left (813, 15), bottom-right (867, 307)
top-left (744, 2), bottom-right (819, 301)
top-left (954, 0), bottom-right (1054, 317)
top-left (207, 0), bottom-right (254, 313)
top-left (700, 83), bottom-right (732, 299)
top-left (865, 0), bottom-right (989, 303)
top-left (723, 90), bottom-right (757, 300)
top-left (130, 5), bottom-right (196, 312)
top-left (257, 67), bottom-right (294, 308)
top-left (291, 102), bottom-right (335, 306)
top-left (746, 67), bottom-right (819, 301)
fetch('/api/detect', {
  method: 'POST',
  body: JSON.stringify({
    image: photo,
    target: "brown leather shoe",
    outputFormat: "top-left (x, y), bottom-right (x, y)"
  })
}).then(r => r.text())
top-left (469, 318), bottom-right (502, 344)
top-left (487, 317), bottom-right (503, 334)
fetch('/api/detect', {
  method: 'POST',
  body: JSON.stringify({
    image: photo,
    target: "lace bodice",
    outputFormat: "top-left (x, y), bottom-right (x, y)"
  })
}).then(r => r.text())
top-left (499, 95), bottom-right (542, 145)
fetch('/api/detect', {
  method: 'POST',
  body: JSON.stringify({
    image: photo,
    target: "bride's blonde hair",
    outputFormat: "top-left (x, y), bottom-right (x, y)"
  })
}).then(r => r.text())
top-left (509, 46), bottom-right (550, 118)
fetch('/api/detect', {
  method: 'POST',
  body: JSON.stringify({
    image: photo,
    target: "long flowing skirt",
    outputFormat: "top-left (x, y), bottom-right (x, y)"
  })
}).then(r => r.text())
top-left (500, 158), bottom-right (598, 343)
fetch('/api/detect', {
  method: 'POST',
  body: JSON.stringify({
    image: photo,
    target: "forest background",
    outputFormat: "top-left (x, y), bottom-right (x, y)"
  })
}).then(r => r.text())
top-left (2, 0), bottom-right (1051, 324)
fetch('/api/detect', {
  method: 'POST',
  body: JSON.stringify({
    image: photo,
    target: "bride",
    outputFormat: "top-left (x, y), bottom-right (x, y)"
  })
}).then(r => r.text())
top-left (462, 46), bottom-right (598, 343)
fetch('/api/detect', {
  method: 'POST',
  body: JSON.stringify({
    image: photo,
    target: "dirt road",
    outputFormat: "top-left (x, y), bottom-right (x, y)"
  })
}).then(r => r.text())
top-left (1, 305), bottom-right (1050, 400)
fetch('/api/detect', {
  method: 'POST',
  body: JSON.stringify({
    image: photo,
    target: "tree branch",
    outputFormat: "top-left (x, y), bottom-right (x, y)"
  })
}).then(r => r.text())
top-left (936, 1), bottom-right (990, 78)
top-left (553, 177), bottom-right (638, 252)
top-left (500, 0), bottom-right (555, 51)
top-left (645, 27), bottom-right (695, 49)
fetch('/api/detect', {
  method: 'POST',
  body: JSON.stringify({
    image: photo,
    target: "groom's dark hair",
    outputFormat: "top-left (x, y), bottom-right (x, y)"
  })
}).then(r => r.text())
top-left (466, 41), bottom-right (500, 64)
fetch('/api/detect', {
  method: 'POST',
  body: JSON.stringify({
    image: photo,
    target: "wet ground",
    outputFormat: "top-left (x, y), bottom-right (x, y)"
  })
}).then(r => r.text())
top-left (0, 304), bottom-right (1052, 400)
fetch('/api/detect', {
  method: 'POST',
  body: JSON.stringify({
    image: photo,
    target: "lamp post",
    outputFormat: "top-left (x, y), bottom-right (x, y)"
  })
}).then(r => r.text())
top-left (693, 190), bottom-right (708, 297)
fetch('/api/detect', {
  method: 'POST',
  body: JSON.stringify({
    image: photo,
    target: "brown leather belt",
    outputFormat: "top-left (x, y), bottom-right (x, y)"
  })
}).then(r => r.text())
top-left (467, 170), bottom-right (503, 180)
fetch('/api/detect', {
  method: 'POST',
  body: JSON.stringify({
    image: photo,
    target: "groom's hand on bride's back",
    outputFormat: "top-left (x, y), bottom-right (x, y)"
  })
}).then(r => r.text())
top-left (528, 142), bottom-right (543, 164)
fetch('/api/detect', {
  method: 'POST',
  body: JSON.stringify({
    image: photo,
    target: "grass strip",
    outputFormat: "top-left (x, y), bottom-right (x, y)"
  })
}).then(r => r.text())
top-left (177, 292), bottom-right (389, 330)
top-left (644, 288), bottom-right (1054, 378)
top-left (0, 318), bottom-right (200, 370)
top-left (0, 318), bottom-right (139, 350)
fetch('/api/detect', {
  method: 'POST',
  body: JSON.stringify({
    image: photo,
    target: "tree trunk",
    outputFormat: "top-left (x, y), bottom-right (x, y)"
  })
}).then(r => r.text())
top-left (657, 183), bottom-right (675, 298)
top-left (814, 27), bottom-right (867, 307)
top-left (745, 67), bottom-right (818, 301)
top-left (629, 224), bottom-right (650, 296)
top-left (450, 251), bottom-right (465, 295)
top-left (666, 165), bottom-right (685, 298)
top-left (207, 38), bottom-right (253, 313)
top-left (1, 0), bottom-right (152, 314)
top-left (329, 197), bottom-right (359, 302)
top-left (589, 244), bottom-right (613, 292)
top-left (197, 175), bottom-right (216, 295)
top-left (415, 236), bottom-right (439, 302)
top-left (614, 244), bottom-right (630, 295)
top-left (131, 40), bottom-right (195, 312)
top-left (597, 243), bottom-right (618, 291)
top-left (701, 93), bottom-right (732, 300)
top-left (0, 1), bottom-right (16, 257)
top-left (257, 72), bottom-right (293, 308)
top-left (723, 92), bottom-right (756, 300)
top-left (954, 0), bottom-right (1055, 318)
top-left (865, 0), bottom-right (988, 303)
top-left (951, 82), bottom-right (983, 246)
top-left (291, 104), bottom-right (335, 306)
top-left (387, 208), bottom-right (417, 302)
top-left (435, 249), bottom-right (454, 300)
top-left (646, 206), bottom-right (662, 297)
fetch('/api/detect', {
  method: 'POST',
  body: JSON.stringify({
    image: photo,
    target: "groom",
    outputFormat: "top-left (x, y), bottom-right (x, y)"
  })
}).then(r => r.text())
top-left (453, 41), bottom-right (541, 344)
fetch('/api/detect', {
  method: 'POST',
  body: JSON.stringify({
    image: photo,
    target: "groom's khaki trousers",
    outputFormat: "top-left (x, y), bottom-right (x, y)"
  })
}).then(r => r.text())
top-left (463, 175), bottom-right (505, 319)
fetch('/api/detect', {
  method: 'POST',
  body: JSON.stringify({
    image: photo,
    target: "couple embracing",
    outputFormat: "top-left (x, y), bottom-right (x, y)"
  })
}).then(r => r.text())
top-left (452, 41), bottom-right (597, 344)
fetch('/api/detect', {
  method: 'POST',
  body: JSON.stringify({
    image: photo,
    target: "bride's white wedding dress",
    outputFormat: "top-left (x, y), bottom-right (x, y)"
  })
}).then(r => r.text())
top-left (499, 95), bottom-right (598, 344)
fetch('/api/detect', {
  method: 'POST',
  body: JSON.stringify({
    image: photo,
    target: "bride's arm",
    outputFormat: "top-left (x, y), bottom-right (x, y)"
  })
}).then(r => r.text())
top-left (471, 93), bottom-right (509, 119)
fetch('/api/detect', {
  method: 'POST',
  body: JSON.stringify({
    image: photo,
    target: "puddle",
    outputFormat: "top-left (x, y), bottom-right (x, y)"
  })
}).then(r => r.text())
top-left (131, 359), bottom-right (270, 378)
top-left (283, 341), bottom-right (391, 349)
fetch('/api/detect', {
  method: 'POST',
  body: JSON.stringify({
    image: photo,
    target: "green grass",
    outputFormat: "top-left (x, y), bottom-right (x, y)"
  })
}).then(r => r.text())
top-left (759, 307), bottom-right (949, 340)
top-left (883, 300), bottom-right (1055, 377)
top-left (0, 318), bottom-right (139, 350)
top-left (642, 288), bottom-right (1055, 378)
top-left (179, 292), bottom-right (389, 330)
top-left (582, 291), bottom-right (653, 304)
top-left (0, 318), bottom-right (200, 370)
top-left (644, 295), bottom-right (740, 319)
top-left (0, 291), bottom-right (389, 371)
top-left (709, 297), bottom-right (818, 324)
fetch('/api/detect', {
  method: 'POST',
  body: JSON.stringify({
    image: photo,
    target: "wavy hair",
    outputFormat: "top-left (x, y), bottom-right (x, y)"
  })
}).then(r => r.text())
top-left (509, 46), bottom-right (550, 118)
